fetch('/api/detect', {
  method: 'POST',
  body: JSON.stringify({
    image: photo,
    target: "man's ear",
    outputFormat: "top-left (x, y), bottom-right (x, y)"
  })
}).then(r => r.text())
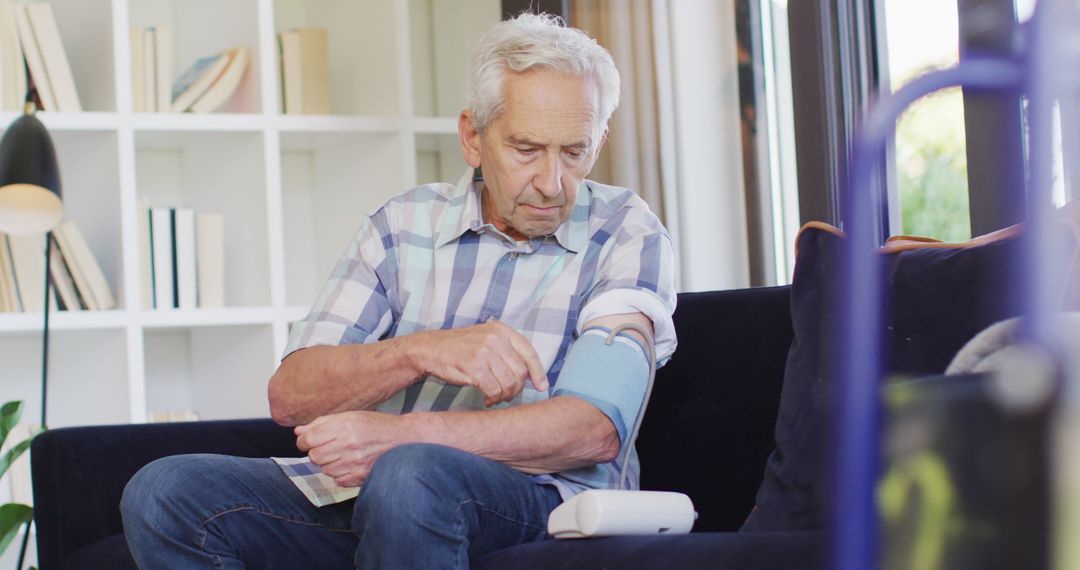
top-left (459, 111), bottom-right (482, 168)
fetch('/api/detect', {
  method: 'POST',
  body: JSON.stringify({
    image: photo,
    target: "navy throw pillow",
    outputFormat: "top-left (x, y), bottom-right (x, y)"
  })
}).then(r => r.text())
top-left (740, 223), bottom-right (1032, 531)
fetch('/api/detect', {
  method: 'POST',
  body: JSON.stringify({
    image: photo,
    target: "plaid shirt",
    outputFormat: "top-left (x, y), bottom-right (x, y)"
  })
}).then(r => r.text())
top-left (285, 169), bottom-right (677, 499)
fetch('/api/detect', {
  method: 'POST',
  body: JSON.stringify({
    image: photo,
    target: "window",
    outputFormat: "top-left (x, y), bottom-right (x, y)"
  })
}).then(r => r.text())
top-left (881, 0), bottom-right (970, 241)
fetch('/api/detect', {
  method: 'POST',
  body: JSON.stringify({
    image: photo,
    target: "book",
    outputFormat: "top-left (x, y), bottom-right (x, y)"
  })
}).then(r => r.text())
top-left (24, 2), bottom-right (81, 112)
top-left (142, 28), bottom-right (156, 112)
top-left (174, 208), bottom-right (197, 310)
top-left (171, 52), bottom-right (229, 113)
top-left (149, 207), bottom-right (174, 309)
top-left (137, 199), bottom-right (152, 309)
top-left (188, 47), bottom-right (249, 113)
top-left (153, 26), bottom-right (171, 112)
top-left (195, 212), bottom-right (224, 308)
top-left (48, 235), bottom-right (83, 311)
top-left (56, 220), bottom-right (115, 310)
top-left (0, 4), bottom-right (26, 112)
top-left (0, 234), bottom-right (15, 312)
top-left (130, 27), bottom-right (145, 112)
top-left (281, 28), bottom-right (331, 115)
top-left (13, 4), bottom-right (56, 112)
top-left (6, 232), bottom-right (55, 312)
top-left (146, 409), bottom-right (199, 423)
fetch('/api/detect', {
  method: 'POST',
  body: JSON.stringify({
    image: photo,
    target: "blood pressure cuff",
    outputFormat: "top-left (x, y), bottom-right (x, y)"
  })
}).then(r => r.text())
top-left (552, 327), bottom-right (651, 445)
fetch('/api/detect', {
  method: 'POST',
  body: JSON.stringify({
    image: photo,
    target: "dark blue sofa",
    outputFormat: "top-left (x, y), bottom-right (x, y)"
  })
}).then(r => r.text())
top-left (31, 286), bottom-right (822, 569)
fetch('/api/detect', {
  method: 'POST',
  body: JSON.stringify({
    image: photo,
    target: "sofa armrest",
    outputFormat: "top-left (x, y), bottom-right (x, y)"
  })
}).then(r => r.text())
top-left (31, 418), bottom-right (298, 570)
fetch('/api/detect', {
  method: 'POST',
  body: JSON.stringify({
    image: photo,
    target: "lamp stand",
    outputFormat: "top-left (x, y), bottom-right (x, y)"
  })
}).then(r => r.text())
top-left (16, 231), bottom-right (53, 570)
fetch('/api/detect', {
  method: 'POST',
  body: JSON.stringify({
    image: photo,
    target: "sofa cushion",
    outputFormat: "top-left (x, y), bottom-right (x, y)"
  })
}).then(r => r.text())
top-left (741, 221), bottom-right (1052, 531)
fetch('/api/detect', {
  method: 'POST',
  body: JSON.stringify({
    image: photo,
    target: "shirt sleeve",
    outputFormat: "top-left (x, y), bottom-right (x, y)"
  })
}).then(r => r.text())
top-left (283, 209), bottom-right (398, 359)
top-left (577, 207), bottom-right (678, 365)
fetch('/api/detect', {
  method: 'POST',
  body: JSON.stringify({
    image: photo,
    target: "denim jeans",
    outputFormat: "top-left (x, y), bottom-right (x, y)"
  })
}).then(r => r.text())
top-left (121, 443), bottom-right (563, 569)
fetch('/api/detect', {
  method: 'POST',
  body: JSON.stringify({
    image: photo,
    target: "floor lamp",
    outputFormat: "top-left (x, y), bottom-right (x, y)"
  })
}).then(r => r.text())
top-left (0, 97), bottom-right (63, 569)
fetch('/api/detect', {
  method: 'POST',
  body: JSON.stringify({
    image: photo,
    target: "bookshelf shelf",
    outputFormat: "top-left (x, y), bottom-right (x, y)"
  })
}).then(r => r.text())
top-left (0, 311), bottom-right (129, 334)
top-left (137, 306), bottom-right (284, 328)
top-left (35, 112), bottom-right (123, 130)
top-left (129, 113), bottom-right (269, 131)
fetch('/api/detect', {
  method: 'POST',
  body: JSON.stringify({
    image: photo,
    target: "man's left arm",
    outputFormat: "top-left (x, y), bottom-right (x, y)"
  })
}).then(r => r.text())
top-left (297, 312), bottom-right (650, 487)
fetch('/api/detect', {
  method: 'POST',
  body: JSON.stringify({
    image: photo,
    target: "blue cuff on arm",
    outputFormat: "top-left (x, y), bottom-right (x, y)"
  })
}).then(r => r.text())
top-left (551, 327), bottom-right (651, 446)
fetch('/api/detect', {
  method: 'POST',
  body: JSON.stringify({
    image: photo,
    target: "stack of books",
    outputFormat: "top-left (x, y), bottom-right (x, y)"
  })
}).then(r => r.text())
top-left (131, 24), bottom-right (250, 114)
top-left (139, 203), bottom-right (225, 310)
top-left (0, 221), bottom-right (114, 312)
top-left (278, 27), bottom-right (330, 115)
top-left (0, 2), bottom-right (82, 112)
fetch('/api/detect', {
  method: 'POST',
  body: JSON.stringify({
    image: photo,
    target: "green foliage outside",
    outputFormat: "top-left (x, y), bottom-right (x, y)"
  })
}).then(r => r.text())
top-left (896, 87), bottom-right (972, 242)
top-left (0, 401), bottom-right (40, 565)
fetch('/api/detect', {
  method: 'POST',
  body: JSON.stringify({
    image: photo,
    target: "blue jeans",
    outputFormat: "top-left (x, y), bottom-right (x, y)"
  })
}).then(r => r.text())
top-left (121, 443), bottom-right (563, 569)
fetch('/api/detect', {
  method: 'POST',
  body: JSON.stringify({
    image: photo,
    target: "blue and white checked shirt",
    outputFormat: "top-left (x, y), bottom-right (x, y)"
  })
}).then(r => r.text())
top-left (285, 169), bottom-right (677, 499)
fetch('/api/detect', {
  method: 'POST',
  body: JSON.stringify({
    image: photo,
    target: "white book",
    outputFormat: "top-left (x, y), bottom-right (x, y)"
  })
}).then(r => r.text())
top-left (195, 212), bottom-right (224, 308)
top-left (13, 4), bottom-right (55, 111)
top-left (281, 28), bottom-right (331, 115)
top-left (149, 207), bottom-right (175, 309)
top-left (130, 27), bottom-right (145, 112)
top-left (143, 28), bottom-right (156, 113)
top-left (137, 199), bottom-right (152, 309)
top-left (7, 233), bottom-right (55, 312)
top-left (0, 4), bottom-right (26, 112)
top-left (24, 3), bottom-right (81, 112)
top-left (48, 235), bottom-right (83, 311)
top-left (153, 25), bottom-right (171, 112)
top-left (189, 47), bottom-right (248, 113)
top-left (57, 220), bottom-right (115, 310)
top-left (171, 52), bottom-right (229, 113)
top-left (0, 234), bottom-right (15, 311)
top-left (174, 208), bottom-right (197, 310)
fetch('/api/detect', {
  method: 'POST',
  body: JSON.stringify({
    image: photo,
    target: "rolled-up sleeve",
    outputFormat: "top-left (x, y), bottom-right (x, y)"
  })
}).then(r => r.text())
top-left (577, 215), bottom-right (678, 365)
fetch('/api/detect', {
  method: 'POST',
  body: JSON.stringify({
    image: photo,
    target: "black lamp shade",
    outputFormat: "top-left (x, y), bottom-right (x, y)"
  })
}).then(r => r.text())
top-left (0, 111), bottom-right (63, 235)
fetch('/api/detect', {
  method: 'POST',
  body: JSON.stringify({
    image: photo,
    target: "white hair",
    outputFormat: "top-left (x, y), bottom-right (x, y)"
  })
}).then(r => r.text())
top-left (465, 12), bottom-right (620, 138)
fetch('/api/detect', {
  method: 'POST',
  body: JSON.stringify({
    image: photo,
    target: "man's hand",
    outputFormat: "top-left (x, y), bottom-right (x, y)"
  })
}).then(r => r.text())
top-left (415, 320), bottom-right (549, 406)
top-left (296, 411), bottom-right (414, 487)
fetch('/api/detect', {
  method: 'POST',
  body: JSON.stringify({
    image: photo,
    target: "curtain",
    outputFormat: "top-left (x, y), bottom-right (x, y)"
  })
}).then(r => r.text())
top-left (572, 0), bottom-right (667, 223)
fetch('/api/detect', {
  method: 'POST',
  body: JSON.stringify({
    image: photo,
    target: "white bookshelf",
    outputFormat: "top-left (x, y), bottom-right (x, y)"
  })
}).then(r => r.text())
top-left (0, 0), bottom-right (502, 430)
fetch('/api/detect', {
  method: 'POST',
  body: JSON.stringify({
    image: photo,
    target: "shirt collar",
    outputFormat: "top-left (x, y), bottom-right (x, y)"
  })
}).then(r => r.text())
top-left (434, 168), bottom-right (591, 253)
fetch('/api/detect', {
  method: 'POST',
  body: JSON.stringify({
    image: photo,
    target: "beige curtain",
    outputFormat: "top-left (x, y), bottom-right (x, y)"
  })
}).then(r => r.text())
top-left (572, 0), bottom-right (667, 222)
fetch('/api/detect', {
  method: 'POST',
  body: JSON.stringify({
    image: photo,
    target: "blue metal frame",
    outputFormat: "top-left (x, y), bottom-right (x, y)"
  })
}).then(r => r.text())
top-left (831, 0), bottom-right (1073, 565)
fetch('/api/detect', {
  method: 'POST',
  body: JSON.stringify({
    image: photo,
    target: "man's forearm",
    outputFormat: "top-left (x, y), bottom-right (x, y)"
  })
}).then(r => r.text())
top-left (269, 337), bottom-right (424, 426)
top-left (405, 396), bottom-right (621, 473)
top-left (271, 321), bottom-right (549, 427)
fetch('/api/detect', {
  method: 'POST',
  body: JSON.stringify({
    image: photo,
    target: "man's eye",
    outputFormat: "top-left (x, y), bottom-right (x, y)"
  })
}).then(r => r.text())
top-left (565, 150), bottom-right (584, 159)
top-left (516, 147), bottom-right (537, 156)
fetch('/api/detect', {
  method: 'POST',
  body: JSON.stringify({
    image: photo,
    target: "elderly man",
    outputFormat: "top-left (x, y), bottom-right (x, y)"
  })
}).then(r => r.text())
top-left (122, 12), bottom-right (676, 568)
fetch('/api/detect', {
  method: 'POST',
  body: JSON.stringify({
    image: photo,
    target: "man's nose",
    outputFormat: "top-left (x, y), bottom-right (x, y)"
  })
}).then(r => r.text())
top-left (533, 153), bottom-right (563, 198)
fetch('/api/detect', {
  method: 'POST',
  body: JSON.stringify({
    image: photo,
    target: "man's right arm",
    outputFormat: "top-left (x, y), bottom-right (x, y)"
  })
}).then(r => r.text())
top-left (268, 320), bottom-right (549, 426)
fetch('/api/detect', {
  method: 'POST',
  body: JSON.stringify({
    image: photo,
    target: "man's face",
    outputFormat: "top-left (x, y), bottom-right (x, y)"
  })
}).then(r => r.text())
top-left (459, 69), bottom-right (606, 241)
